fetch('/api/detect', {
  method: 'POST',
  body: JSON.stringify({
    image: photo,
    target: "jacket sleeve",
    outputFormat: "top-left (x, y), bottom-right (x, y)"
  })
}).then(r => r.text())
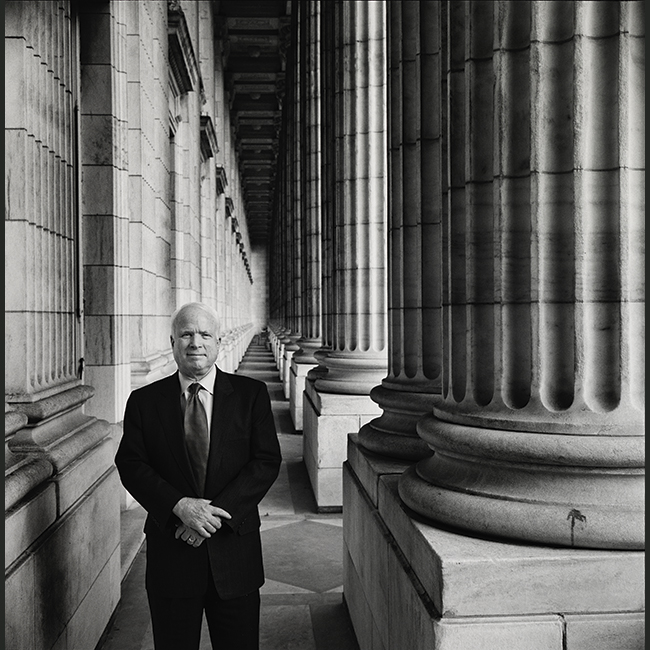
top-left (213, 381), bottom-right (282, 532)
top-left (115, 392), bottom-right (186, 531)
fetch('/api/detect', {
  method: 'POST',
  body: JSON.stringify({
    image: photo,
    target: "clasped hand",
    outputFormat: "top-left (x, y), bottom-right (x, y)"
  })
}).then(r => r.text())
top-left (172, 497), bottom-right (232, 548)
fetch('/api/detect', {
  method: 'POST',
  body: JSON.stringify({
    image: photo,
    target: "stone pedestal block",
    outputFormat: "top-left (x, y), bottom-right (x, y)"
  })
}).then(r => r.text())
top-left (5, 483), bottom-right (57, 570)
top-left (344, 435), bottom-right (645, 650)
top-left (303, 381), bottom-right (381, 510)
top-left (289, 359), bottom-right (318, 431)
top-left (5, 383), bottom-right (121, 650)
top-left (282, 348), bottom-right (297, 399)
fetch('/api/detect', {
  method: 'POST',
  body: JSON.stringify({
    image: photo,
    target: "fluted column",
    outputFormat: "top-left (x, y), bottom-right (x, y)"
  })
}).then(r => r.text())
top-left (281, 4), bottom-right (303, 397)
top-left (359, 1), bottom-right (442, 461)
top-left (301, 0), bottom-right (388, 508)
top-left (307, 0), bottom-right (337, 380)
top-left (399, 0), bottom-right (645, 549)
top-left (314, 0), bottom-right (388, 394)
top-left (290, 1), bottom-right (323, 429)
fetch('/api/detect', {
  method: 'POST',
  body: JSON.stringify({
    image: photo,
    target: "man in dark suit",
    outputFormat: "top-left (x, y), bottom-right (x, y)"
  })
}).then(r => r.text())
top-left (115, 302), bottom-right (282, 650)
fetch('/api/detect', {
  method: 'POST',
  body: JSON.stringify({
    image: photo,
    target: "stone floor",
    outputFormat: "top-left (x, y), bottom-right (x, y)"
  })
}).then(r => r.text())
top-left (97, 341), bottom-right (360, 650)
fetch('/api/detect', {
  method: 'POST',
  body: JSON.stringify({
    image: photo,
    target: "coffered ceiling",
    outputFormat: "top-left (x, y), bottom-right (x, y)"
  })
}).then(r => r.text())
top-left (215, 1), bottom-right (291, 246)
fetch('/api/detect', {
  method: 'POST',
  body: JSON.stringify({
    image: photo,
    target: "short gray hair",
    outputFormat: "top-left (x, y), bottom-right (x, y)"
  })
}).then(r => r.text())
top-left (170, 302), bottom-right (221, 336)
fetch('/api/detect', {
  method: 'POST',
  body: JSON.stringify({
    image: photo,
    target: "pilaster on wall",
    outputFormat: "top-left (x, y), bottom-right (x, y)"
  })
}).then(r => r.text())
top-left (126, 0), bottom-right (176, 389)
top-left (5, 3), bottom-right (266, 650)
top-left (5, 4), bottom-right (122, 649)
top-left (168, 0), bottom-right (203, 309)
top-left (5, 0), bottom-right (82, 405)
top-left (79, 0), bottom-right (131, 424)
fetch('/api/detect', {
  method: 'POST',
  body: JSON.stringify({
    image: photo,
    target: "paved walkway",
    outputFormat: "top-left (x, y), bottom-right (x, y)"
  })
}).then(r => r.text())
top-left (98, 340), bottom-right (360, 650)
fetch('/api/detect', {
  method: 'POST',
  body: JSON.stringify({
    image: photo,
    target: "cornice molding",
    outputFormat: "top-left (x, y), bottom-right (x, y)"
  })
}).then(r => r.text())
top-left (225, 196), bottom-right (234, 217)
top-left (168, 2), bottom-right (198, 95)
top-left (199, 114), bottom-right (219, 160)
top-left (215, 165), bottom-right (228, 195)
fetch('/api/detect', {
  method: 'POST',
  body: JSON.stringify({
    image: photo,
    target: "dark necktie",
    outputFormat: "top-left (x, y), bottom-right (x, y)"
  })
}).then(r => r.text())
top-left (184, 383), bottom-right (209, 494)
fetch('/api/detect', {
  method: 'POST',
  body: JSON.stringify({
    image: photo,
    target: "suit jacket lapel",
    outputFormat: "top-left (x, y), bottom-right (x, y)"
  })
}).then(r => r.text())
top-left (204, 368), bottom-right (235, 497)
top-left (157, 372), bottom-right (201, 495)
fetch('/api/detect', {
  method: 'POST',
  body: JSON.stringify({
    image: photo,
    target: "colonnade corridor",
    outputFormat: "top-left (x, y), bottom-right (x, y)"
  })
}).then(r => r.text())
top-left (97, 336), bottom-right (360, 650)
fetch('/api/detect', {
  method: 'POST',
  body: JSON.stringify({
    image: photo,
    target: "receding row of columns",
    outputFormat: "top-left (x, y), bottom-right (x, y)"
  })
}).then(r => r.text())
top-left (270, 0), bottom-right (644, 547)
top-left (270, 0), bottom-right (390, 507)
top-left (270, 2), bottom-right (644, 646)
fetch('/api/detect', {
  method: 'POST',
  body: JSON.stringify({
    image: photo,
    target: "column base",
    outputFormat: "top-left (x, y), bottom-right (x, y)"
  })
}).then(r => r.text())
top-left (302, 380), bottom-right (381, 510)
top-left (344, 435), bottom-right (645, 650)
top-left (401, 414), bottom-right (644, 549)
top-left (358, 384), bottom-right (435, 461)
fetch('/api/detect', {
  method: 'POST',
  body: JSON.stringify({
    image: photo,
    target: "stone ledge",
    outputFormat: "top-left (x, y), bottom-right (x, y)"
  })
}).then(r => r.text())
top-left (10, 385), bottom-right (94, 423)
top-left (346, 432), bottom-right (411, 507)
top-left (5, 483), bottom-right (58, 570)
top-left (5, 457), bottom-right (54, 512)
top-left (305, 381), bottom-right (382, 416)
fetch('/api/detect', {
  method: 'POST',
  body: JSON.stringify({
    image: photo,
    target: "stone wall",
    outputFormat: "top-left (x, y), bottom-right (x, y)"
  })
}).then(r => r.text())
top-left (5, 2), bottom-right (263, 648)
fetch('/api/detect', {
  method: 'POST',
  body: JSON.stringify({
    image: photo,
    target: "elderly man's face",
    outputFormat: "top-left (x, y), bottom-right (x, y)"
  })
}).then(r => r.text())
top-left (171, 306), bottom-right (220, 379)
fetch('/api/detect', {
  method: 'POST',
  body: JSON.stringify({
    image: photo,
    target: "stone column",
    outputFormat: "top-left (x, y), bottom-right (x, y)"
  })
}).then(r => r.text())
top-left (308, 0), bottom-right (336, 380)
top-left (290, 1), bottom-right (324, 431)
top-left (359, 1), bottom-right (441, 462)
top-left (399, 0), bottom-right (644, 550)
top-left (303, 0), bottom-right (388, 508)
top-left (274, 19), bottom-right (302, 389)
top-left (282, 7), bottom-right (303, 398)
top-left (268, 143), bottom-right (287, 370)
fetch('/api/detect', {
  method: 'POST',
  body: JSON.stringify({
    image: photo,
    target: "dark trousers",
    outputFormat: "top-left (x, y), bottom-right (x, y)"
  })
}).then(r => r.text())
top-left (147, 574), bottom-right (260, 650)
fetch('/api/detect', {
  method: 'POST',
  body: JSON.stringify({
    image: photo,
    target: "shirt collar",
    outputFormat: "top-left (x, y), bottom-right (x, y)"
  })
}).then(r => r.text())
top-left (178, 364), bottom-right (216, 396)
